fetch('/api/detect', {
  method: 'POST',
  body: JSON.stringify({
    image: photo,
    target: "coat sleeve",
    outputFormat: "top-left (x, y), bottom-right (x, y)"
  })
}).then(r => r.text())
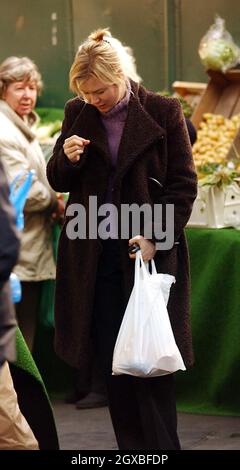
top-left (0, 161), bottom-right (18, 364)
top-left (46, 101), bottom-right (88, 193)
top-left (0, 160), bottom-right (20, 284)
top-left (0, 282), bottom-right (17, 365)
top-left (0, 140), bottom-right (55, 213)
top-left (155, 98), bottom-right (197, 244)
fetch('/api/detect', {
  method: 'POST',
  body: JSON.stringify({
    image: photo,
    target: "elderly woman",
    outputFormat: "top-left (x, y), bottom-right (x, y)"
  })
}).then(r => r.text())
top-left (0, 56), bottom-right (62, 350)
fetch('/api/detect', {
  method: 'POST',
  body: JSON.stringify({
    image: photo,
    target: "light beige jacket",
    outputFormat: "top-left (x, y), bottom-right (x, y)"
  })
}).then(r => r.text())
top-left (0, 362), bottom-right (39, 450)
top-left (0, 100), bottom-right (57, 281)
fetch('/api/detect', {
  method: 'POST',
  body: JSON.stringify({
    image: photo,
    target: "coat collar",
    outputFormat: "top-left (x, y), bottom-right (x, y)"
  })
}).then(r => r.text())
top-left (115, 81), bottom-right (165, 181)
top-left (70, 81), bottom-right (165, 177)
top-left (69, 101), bottom-right (111, 168)
top-left (0, 100), bottom-right (38, 142)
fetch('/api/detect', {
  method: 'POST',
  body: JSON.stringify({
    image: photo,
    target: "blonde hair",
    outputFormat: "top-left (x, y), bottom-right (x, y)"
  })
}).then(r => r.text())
top-left (70, 28), bottom-right (141, 96)
top-left (0, 56), bottom-right (43, 98)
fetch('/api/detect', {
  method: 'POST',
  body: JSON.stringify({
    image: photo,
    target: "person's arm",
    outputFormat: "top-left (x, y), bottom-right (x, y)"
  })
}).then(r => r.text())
top-left (185, 118), bottom-right (197, 146)
top-left (0, 283), bottom-right (17, 365)
top-left (0, 160), bottom-right (20, 284)
top-left (0, 161), bottom-right (19, 365)
top-left (47, 100), bottom-right (89, 193)
top-left (1, 141), bottom-right (56, 214)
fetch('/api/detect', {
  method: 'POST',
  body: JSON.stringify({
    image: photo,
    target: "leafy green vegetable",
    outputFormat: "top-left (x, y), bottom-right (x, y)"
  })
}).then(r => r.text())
top-left (36, 107), bottom-right (64, 123)
top-left (199, 167), bottom-right (240, 188)
top-left (35, 108), bottom-right (63, 142)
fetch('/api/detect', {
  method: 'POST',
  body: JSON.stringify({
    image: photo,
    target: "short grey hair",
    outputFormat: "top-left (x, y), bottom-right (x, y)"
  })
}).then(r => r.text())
top-left (0, 56), bottom-right (43, 98)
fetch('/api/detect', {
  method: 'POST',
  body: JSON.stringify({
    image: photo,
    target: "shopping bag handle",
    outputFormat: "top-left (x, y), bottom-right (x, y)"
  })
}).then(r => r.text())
top-left (134, 250), bottom-right (157, 283)
top-left (9, 170), bottom-right (35, 230)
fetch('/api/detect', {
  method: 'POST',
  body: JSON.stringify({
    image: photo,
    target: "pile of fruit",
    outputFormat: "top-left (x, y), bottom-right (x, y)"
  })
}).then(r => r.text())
top-left (192, 112), bottom-right (240, 181)
top-left (193, 113), bottom-right (240, 187)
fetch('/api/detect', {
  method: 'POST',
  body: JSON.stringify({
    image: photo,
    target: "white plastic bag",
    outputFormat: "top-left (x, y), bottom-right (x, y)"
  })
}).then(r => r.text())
top-left (199, 15), bottom-right (240, 73)
top-left (112, 251), bottom-right (186, 377)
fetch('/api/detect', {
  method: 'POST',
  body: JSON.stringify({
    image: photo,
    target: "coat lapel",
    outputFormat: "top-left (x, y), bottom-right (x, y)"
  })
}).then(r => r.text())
top-left (69, 103), bottom-right (111, 168)
top-left (68, 83), bottom-right (165, 176)
top-left (115, 88), bottom-right (165, 182)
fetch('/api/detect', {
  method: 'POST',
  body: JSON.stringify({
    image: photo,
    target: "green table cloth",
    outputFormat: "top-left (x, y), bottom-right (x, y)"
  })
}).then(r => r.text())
top-left (176, 227), bottom-right (240, 416)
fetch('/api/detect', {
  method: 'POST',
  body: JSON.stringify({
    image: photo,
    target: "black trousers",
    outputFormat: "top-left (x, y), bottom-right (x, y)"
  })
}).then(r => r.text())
top-left (93, 240), bottom-right (180, 450)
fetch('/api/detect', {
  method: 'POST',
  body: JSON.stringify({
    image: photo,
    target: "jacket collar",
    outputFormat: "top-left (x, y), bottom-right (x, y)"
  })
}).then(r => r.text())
top-left (69, 81), bottom-right (165, 176)
top-left (0, 100), bottom-right (38, 141)
top-left (69, 101), bottom-right (111, 168)
top-left (115, 81), bottom-right (165, 181)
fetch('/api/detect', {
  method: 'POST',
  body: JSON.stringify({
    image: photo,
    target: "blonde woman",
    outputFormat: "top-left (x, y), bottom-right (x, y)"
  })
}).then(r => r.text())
top-left (47, 28), bottom-right (197, 450)
top-left (0, 57), bottom-right (63, 350)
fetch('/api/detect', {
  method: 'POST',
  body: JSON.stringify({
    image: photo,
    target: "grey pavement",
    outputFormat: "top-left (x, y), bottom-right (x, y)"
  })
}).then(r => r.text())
top-left (52, 400), bottom-right (240, 450)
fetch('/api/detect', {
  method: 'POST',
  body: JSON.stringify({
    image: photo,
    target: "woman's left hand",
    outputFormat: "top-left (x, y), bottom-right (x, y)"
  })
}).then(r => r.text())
top-left (129, 235), bottom-right (156, 262)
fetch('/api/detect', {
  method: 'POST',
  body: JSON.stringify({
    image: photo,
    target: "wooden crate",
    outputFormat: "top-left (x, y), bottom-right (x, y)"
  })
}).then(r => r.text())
top-left (172, 81), bottom-right (207, 110)
top-left (191, 70), bottom-right (240, 161)
top-left (191, 70), bottom-right (240, 128)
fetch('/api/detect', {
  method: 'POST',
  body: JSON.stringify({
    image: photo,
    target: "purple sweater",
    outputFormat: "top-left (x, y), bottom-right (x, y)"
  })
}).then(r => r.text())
top-left (100, 83), bottom-right (131, 204)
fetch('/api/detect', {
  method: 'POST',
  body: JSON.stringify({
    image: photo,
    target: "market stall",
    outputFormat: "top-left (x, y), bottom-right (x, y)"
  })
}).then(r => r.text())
top-left (188, 69), bottom-right (240, 229)
top-left (174, 18), bottom-right (240, 414)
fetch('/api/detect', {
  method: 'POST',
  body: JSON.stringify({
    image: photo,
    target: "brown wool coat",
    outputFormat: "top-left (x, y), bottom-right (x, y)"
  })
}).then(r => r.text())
top-left (47, 81), bottom-right (197, 371)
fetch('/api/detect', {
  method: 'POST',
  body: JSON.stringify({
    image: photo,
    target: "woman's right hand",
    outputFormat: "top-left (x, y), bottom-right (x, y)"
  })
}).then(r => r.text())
top-left (63, 135), bottom-right (90, 163)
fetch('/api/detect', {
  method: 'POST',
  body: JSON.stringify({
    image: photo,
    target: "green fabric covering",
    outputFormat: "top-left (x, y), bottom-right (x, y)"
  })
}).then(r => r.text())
top-left (39, 224), bottom-right (61, 328)
top-left (13, 328), bottom-right (59, 449)
top-left (15, 327), bottom-right (43, 385)
top-left (176, 228), bottom-right (240, 416)
top-left (39, 280), bottom-right (55, 328)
